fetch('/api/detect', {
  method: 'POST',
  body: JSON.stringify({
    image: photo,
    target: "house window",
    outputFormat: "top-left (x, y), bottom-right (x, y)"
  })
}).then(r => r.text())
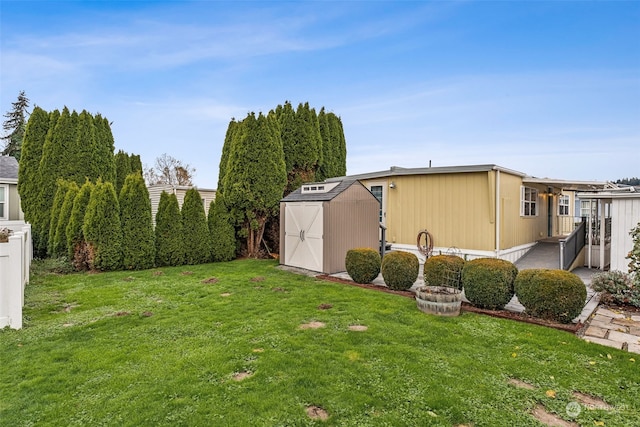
top-left (370, 185), bottom-right (383, 223)
top-left (580, 200), bottom-right (596, 218)
top-left (520, 186), bottom-right (538, 217)
top-left (558, 195), bottom-right (570, 216)
top-left (0, 185), bottom-right (6, 220)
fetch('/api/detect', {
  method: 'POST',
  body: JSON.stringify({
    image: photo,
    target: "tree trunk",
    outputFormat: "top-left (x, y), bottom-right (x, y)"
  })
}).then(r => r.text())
top-left (246, 217), bottom-right (267, 258)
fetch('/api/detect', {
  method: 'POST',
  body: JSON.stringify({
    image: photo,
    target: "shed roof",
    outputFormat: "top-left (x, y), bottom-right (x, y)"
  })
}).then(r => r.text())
top-left (0, 155), bottom-right (19, 183)
top-left (281, 179), bottom-right (362, 202)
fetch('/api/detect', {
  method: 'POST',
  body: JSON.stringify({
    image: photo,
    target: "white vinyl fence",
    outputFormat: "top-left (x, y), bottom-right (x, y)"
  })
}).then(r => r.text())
top-left (0, 222), bottom-right (32, 330)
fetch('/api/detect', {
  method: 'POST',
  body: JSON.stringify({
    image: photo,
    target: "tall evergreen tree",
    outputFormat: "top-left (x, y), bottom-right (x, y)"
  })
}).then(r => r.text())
top-left (52, 182), bottom-right (79, 257)
top-left (130, 154), bottom-right (142, 175)
top-left (317, 109), bottom-right (347, 180)
top-left (83, 180), bottom-right (123, 271)
top-left (70, 110), bottom-right (98, 185)
top-left (329, 113), bottom-right (347, 176)
top-left (1, 90), bottom-right (30, 161)
top-left (208, 196), bottom-right (237, 262)
top-left (181, 188), bottom-right (212, 265)
top-left (217, 119), bottom-right (239, 193)
top-left (224, 112), bottom-right (286, 257)
top-left (120, 173), bottom-right (155, 270)
top-left (114, 149), bottom-right (132, 195)
top-left (67, 180), bottom-right (94, 270)
top-left (93, 114), bottom-right (116, 183)
top-left (37, 107), bottom-right (76, 255)
top-left (155, 191), bottom-right (184, 267)
top-left (48, 179), bottom-right (74, 256)
top-left (317, 108), bottom-right (331, 182)
top-left (18, 106), bottom-right (49, 226)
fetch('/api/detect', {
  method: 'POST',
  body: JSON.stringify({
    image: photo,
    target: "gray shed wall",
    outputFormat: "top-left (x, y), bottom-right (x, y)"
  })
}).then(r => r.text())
top-left (323, 185), bottom-right (380, 273)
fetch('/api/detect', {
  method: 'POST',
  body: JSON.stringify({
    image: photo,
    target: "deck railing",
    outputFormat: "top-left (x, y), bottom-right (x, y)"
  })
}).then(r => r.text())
top-left (559, 220), bottom-right (586, 271)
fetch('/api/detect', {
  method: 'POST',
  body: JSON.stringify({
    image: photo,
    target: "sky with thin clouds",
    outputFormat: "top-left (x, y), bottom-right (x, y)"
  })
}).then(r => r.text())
top-left (1, 1), bottom-right (638, 189)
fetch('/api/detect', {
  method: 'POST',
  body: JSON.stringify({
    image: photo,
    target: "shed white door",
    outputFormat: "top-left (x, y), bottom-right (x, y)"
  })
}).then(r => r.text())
top-left (284, 202), bottom-right (324, 272)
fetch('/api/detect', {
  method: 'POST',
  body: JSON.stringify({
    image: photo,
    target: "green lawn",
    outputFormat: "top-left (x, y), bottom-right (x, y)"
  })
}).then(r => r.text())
top-left (1, 259), bottom-right (638, 426)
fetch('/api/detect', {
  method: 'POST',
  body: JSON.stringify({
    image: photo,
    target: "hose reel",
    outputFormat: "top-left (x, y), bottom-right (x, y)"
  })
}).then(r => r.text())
top-left (417, 230), bottom-right (434, 258)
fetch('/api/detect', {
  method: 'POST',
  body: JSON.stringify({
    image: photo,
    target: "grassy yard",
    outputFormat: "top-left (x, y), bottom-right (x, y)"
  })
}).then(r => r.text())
top-left (1, 259), bottom-right (638, 426)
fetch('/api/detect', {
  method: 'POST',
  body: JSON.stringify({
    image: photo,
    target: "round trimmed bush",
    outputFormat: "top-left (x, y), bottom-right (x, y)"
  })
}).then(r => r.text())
top-left (461, 258), bottom-right (518, 310)
top-left (381, 251), bottom-right (419, 291)
top-left (514, 269), bottom-right (586, 323)
top-left (423, 255), bottom-right (465, 289)
top-left (345, 248), bottom-right (381, 284)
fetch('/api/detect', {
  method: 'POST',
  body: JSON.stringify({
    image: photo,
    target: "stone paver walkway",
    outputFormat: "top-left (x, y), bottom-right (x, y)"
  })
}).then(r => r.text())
top-left (580, 307), bottom-right (640, 354)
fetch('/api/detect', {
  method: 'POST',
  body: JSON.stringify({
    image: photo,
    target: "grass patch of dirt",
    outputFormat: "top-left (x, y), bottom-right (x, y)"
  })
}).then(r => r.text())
top-left (508, 378), bottom-right (536, 390)
top-left (572, 391), bottom-right (613, 410)
top-left (531, 404), bottom-right (578, 427)
top-left (202, 277), bottom-right (219, 284)
top-left (299, 321), bottom-right (325, 330)
top-left (306, 406), bottom-right (329, 421)
top-left (232, 372), bottom-right (253, 382)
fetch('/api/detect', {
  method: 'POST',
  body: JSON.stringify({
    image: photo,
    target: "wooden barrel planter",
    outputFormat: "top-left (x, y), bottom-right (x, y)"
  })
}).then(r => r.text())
top-left (415, 286), bottom-right (462, 317)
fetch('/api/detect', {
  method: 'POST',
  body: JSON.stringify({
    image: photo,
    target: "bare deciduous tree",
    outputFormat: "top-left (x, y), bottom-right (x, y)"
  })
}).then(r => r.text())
top-left (144, 153), bottom-right (195, 186)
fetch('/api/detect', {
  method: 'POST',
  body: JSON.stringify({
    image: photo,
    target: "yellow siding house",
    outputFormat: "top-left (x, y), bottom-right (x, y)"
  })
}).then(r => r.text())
top-left (327, 165), bottom-right (608, 262)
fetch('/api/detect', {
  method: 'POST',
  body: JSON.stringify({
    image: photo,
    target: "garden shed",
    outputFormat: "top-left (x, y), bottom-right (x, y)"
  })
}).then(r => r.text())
top-left (280, 179), bottom-right (380, 274)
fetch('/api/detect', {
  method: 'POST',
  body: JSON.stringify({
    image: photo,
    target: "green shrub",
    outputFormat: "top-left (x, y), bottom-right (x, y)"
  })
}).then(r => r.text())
top-left (119, 173), bottom-right (155, 270)
top-left (208, 196), bottom-right (237, 262)
top-left (514, 269), bottom-right (587, 323)
top-left (52, 182), bottom-right (78, 258)
top-left (591, 270), bottom-right (639, 308)
top-left (381, 251), bottom-right (419, 291)
top-left (345, 248), bottom-right (381, 284)
top-left (155, 192), bottom-right (184, 267)
top-left (423, 255), bottom-right (465, 289)
top-left (66, 180), bottom-right (94, 271)
top-left (181, 188), bottom-right (212, 265)
top-left (461, 258), bottom-right (518, 310)
top-left (82, 180), bottom-right (123, 271)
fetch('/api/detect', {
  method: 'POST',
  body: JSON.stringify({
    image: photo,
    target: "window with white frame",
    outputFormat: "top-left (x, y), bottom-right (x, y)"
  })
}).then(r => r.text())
top-left (0, 185), bottom-right (6, 220)
top-left (558, 194), bottom-right (570, 216)
top-left (520, 186), bottom-right (538, 217)
top-left (580, 200), bottom-right (596, 218)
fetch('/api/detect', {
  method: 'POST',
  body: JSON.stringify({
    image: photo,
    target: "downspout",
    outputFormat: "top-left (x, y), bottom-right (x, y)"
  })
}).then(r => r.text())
top-left (587, 199), bottom-right (593, 269)
top-left (599, 199), bottom-right (605, 270)
top-left (495, 170), bottom-right (500, 257)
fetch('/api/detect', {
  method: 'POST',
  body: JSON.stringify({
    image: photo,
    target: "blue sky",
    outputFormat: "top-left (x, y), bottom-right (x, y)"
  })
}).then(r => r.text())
top-left (1, 1), bottom-right (639, 189)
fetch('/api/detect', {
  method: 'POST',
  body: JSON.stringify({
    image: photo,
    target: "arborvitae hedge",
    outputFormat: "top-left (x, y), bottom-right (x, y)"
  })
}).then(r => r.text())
top-left (155, 191), bottom-right (184, 267)
top-left (67, 180), bottom-right (94, 270)
top-left (18, 106), bottom-right (49, 227)
top-left (48, 179), bottom-right (73, 256)
top-left (224, 112), bottom-right (287, 258)
top-left (114, 149), bottom-right (131, 196)
top-left (208, 196), bottom-right (236, 262)
top-left (120, 173), bottom-right (155, 270)
top-left (181, 188), bottom-right (212, 265)
top-left (52, 182), bottom-right (79, 258)
top-left (83, 180), bottom-right (123, 271)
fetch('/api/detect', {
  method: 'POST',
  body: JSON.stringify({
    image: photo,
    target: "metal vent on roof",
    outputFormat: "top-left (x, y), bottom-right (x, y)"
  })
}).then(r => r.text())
top-left (301, 182), bottom-right (339, 194)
